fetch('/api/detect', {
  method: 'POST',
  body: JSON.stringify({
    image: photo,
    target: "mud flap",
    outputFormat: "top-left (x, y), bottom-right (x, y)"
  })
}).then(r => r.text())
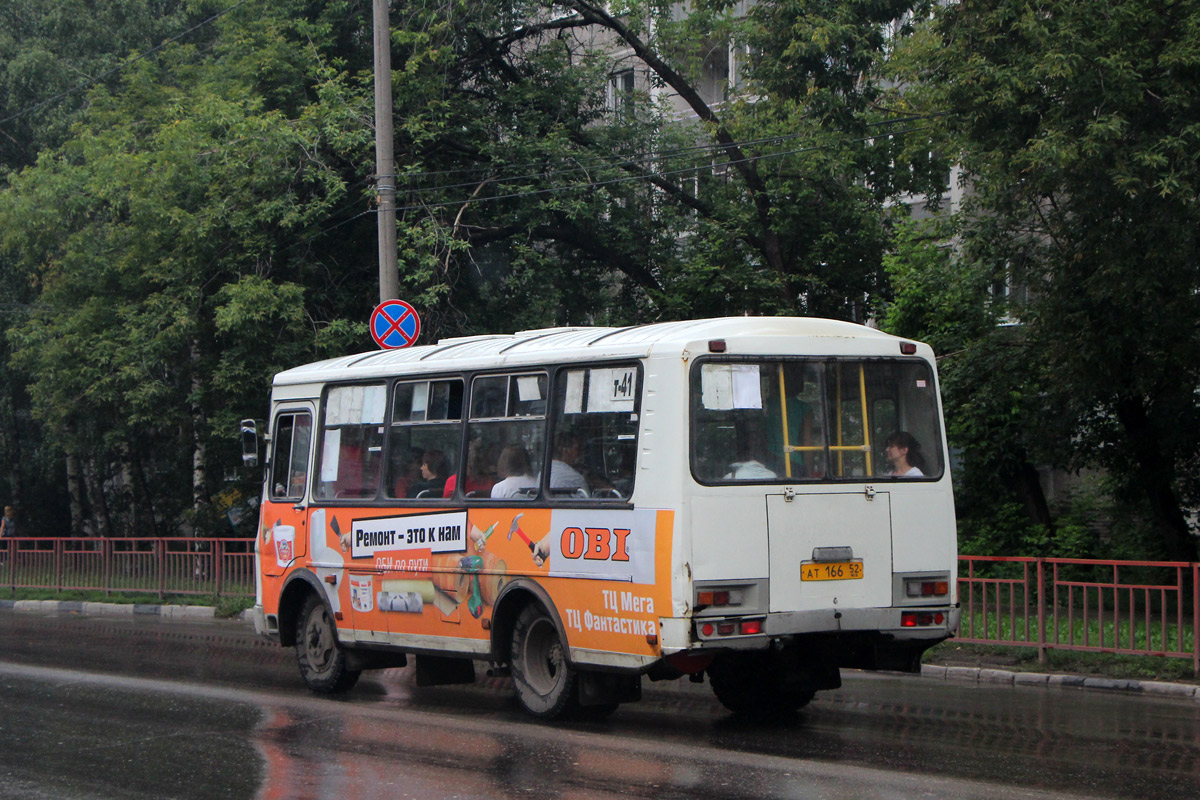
top-left (578, 671), bottom-right (642, 707)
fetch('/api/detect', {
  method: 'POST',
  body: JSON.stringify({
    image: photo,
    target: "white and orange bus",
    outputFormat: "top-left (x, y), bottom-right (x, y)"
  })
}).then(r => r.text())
top-left (246, 317), bottom-right (960, 719)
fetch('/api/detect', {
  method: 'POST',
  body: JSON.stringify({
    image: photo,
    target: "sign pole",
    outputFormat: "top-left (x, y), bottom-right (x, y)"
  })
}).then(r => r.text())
top-left (373, 0), bottom-right (399, 302)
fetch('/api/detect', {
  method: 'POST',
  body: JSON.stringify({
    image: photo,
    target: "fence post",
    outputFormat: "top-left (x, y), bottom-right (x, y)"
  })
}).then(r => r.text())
top-left (103, 538), bottom-right (111, 597)
top-left (1037, 558), bottom-right (1046, 666)
top-left (157, 539), bottom-right (165, 601)
top-left (215, 539), bottom-right (224, 599)
top-left (1192, 562), bottom-right (1198, 677)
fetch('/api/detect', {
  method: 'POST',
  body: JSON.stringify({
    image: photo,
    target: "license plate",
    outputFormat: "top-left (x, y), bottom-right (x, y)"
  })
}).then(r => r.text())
top-left (801, 560), bottom-right (864, 581)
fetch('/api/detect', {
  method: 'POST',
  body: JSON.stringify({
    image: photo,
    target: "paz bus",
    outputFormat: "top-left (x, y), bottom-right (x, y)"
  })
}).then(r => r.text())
top-left (244, 317), bottom-right (960, 719)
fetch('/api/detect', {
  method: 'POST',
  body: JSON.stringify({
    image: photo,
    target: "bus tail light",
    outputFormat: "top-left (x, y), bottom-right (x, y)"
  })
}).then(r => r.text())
top-left (905, 579), bottom-right (950, 598)
top-left (901, 611), bottom-right (946, 627)
top-left (697, 617), bottom-right (766, 639)
top-left (697, 589), bottom-right (731, 607)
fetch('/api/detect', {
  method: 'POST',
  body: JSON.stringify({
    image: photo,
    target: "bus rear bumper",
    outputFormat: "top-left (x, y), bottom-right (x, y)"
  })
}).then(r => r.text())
top-left (669, 605), bottom-right (961, 656)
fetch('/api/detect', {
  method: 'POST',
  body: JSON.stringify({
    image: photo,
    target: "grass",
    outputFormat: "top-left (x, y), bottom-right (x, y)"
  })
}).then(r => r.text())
top-left (956, 608), bottom-right (1195, 657)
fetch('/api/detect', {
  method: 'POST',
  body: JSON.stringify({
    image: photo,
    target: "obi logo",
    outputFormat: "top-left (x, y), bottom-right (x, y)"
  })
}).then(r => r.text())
top-left (560, 527), bottom-right (631, 561)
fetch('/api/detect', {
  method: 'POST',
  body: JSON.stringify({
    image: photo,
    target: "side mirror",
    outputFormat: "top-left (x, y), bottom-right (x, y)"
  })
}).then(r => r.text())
top-left (240, 419), bottom-right (259, 467)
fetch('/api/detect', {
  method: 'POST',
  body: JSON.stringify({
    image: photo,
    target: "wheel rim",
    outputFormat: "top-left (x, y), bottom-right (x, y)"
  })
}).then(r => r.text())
top-left (304, 606), bottom-right (335, 671)
top-left (521, 616), bottom-right (564, 696)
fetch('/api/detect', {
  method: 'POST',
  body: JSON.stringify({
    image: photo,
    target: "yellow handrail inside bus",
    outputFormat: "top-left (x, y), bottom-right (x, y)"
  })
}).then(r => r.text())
top-left (778, 363), bottom-right (793, 479)
top-left (836, 363), bottom-right (844, 476)
top-left (859, 363), bottom-right (872, 476)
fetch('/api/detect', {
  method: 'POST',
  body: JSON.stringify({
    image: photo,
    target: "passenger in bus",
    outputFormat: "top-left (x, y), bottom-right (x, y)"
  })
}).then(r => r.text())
top-left (548, 431), bottom-right (589, 494)
top-left (490, 446), bottom-right (538, 498)
top-left (724, 431), bottom-right (778, 480)
top-left (884, 431), bottom-right (926, 477)
top-left (443, 439), bottom-right (496, 497)
top-left (766, 365), bottom-right (815, 476)
top-left (408, 449), bottom-right (448, 497)
top-left (724, 459), bottom-right (777, 480)
top-left (390, 447), bottom-right (423, 498)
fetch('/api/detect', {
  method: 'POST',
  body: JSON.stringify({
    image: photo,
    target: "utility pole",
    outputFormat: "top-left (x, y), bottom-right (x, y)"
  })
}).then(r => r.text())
top-left (373, 0), bottom-right (399, 302)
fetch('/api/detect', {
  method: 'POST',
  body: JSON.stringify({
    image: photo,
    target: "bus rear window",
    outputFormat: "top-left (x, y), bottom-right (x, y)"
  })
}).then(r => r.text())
top-left (691, 359), bottom-right (944, 483)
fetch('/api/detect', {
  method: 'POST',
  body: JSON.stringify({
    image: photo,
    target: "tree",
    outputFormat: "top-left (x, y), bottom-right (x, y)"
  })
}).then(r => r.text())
top-left (346, 0), bottom-right (943, 328)
top-left (0, 0), bottom-right (940, 537)
top-left (1, 1), bottom-right (371, 535)
top-left (882, 219), bottom-right (1062, 554)
top-left (896, 0), bottom-right (1200, 560)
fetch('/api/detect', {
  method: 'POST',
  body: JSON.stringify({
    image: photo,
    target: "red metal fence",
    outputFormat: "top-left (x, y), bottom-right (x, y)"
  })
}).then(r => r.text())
top-left (1, 537), bottom-right (254, 599)
top-left (958, 555), bottom-right (1199, 675)
top-left (3, 539), bottom-right (1197, 674)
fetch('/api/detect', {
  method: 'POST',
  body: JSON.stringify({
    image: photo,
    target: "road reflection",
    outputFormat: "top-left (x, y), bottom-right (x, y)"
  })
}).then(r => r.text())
top-left (2, 611), bottom-right (1199, 800)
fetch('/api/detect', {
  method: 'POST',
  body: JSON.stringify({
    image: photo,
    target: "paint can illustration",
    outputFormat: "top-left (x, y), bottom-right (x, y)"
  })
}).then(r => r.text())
top-left (273, 526), bottom-right (295, 568)
top-left (349, 574), bottom-right (374, 612)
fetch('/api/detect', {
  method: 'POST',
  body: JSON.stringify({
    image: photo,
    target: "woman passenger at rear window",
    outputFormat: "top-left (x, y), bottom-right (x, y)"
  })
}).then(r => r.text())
top-left (408, 449), bottom-right (448, 497)
top-left (884, 431), bottom-right (926, 477)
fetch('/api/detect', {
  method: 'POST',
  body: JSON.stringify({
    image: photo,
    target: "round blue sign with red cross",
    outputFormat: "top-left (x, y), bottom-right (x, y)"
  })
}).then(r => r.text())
top-left (370, 300), bottom-right (421, 349)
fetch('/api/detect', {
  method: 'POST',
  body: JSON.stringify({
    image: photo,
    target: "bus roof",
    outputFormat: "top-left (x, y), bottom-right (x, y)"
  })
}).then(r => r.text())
top-left (272, 316), bottom-right (919, 387)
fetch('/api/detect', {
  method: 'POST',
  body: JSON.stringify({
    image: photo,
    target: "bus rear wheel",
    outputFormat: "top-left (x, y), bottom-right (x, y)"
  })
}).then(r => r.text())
top-left (510, 604), bottom-right (578, 719)
top-left (295, 593), bottom-right (360, 694)
top-left (708, 653), bottom-right (815, 719)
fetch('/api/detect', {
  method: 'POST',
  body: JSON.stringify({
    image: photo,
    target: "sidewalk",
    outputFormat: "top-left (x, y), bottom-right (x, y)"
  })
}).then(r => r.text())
top-left (3, 598), bottom-right (1197, 700)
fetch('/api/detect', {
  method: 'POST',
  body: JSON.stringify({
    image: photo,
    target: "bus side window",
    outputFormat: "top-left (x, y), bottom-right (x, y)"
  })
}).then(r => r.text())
top-left (314, 384), bottom-right (387, 500)
top-left (550, 366), bottom-right (640, 501)
top-left (386, 379), bottom-right (465, 500)
top-left (467, 373), bottom-right (546, 501)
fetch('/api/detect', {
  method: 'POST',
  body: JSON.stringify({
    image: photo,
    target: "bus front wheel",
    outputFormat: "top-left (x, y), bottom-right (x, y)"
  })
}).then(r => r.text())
top-left (510, 604), bottom-right (577, 719)
top-left (295, 593), bottom-right (360, 694)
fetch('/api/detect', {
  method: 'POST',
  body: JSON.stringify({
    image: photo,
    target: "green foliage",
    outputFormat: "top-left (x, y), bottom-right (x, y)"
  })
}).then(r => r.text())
top-left (0, 0), bottom-right (376, 535)
top-left (887, 0), bottom-right (1200, 560)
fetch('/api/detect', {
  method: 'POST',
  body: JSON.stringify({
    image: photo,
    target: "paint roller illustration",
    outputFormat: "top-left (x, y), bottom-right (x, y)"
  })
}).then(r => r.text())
top-left (377, 579), bottom-right (458, 616)
top-left (507, 513), bottom-right (547, 566)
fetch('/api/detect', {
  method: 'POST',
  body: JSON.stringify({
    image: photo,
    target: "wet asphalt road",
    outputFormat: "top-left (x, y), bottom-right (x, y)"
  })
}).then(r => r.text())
top-left (1, 611), bottom-right (1198, 800)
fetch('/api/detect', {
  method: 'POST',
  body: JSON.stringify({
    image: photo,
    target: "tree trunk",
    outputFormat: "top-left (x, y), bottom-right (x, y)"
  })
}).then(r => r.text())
top-left (189, 337), bottom-right (210, 534)
top-left (65, 446), bottom-right (86, 536)
top-left (84, 458), bottom-right (112, 538)
top-left (1115, 397), bottom-right (1197, 562)
top-left (2, 389), bottom-right (22, 512)
top-left (1010, 460), bottom-right (1053, 532)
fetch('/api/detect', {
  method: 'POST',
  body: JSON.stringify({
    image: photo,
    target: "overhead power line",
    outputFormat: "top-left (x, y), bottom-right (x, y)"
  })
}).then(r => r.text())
top-left (396, 112), bottom-right (949, 190)
top-left (394, 122), bottom-right (936, 213)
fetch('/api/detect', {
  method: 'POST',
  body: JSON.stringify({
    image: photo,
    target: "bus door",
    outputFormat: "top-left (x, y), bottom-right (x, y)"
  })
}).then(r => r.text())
top-left (261, 406), bottom-right (315, 580)
top-left (766, 489), bottom-right (892, 613)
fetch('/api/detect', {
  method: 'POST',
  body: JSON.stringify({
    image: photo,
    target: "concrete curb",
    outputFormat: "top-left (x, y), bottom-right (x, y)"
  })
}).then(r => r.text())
top-left (921, 662), bottom-right (1199, 700)
top-left (0, 598), bottom-right (253, 622)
